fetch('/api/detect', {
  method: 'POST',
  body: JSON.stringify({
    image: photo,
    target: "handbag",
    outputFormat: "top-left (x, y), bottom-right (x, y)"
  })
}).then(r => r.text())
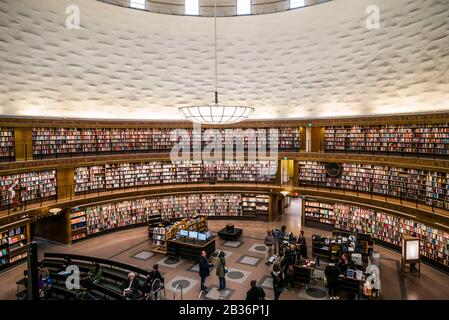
top-left (221, 258), bottom-right (228, 274)
top-left (323, 275), bottom-right (328, 286)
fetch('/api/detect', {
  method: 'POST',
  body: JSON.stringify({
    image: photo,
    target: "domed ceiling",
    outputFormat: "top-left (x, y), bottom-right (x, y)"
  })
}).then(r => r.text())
top-left (0, 0), bottom-right (448, 120)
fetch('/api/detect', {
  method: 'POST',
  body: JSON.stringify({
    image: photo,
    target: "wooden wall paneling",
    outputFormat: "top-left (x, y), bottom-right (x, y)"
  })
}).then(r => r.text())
top-left (14, 127), bottom-right (32, 161)
top-left (57, 167), bottom-right (75, 200)
top-left (293, 160), bottom-right (299, 187)
top-left (299, 127), bottom-right (306, 151)
top-left (34, 210), bottom-right (71, 245)
top-left (275, 160), bottom-right (282, 185)
top-left (311, 127), bottom-right (324, 152)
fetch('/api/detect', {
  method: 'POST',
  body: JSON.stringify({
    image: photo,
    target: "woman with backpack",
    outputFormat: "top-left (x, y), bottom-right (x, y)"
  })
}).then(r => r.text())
top-left (216, 250), bottom-right (227, 291)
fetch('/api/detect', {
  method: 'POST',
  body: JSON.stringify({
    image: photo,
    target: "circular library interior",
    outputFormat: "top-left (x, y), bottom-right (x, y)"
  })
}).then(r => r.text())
top-left (1, 0), bottom-right (449, 303)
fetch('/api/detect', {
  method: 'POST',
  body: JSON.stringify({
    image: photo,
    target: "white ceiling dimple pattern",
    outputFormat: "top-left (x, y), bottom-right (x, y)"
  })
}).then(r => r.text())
top-left (0, 0), bottom-right (448, 120)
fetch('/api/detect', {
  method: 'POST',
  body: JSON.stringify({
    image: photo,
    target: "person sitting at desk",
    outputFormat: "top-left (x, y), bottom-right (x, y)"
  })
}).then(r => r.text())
top-left (338, 253), bottom-right (350, 274)
top-left (88, 262), bottom-right (103, 284)
top-left (122, 272), bottom-right (139, 300)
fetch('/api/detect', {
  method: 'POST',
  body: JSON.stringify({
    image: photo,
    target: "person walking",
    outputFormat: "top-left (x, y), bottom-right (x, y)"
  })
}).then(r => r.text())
top-left (216, 250), bottom-right (227, 291)
top-left (199, 250), bottom-right (211, 293)
top-left (271, 263), bottom-right (284, 300)
top-left (264, 230), bottom-right (274, 264)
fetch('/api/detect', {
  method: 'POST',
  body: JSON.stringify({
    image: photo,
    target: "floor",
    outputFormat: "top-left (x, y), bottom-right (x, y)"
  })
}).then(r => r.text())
top-left (1, 198), bottom-right (449, 300)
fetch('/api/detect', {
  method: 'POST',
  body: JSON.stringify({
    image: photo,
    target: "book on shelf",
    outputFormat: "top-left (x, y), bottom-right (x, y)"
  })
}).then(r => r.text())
top-left (75, 160), bottom-right (276, 194)
top-left (0, 170), bottom-right (57, 210)
top-left (32, 127), bottom-right (301, 158)
top-left (0, 127), bottom-right (14, 159)
top-left (299, 161), bottom-right (449, 210)
top-left (305, 199), bottom-right (449, 267)
top-left (324, 124), bottom-right (449, 156)
top-left (0, 226), bottom-right (28, 268)
top-left (70, 193), bottom-right (269, 241)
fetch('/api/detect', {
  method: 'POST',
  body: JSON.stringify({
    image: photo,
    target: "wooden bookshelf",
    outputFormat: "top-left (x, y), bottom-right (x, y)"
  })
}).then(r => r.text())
top-left (324, 124), bottom-right (449, 158)
top-left (32, 127), bottom-right (300, 159)
top-left (0, 128), bottom-right (14, 162)
top-left (304, 198), bottom-right (449, 269)
top-left (0, 225), bottom-right (28, 271)
top-left (69, 192), bottom-right (270, 242)
top-left (74, 160), bottom-right (276, 194)
top-left (298, 161), bottom-right (449, 210)
top-left (0, 170), bottom-right (57, 210)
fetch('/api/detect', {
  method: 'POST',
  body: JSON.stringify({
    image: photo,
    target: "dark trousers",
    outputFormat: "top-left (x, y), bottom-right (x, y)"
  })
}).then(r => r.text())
top-left (274, 287), bottom-right (282, 300)
top-left (328, 283), bottom-right (337, 297)
top-left (200, 276), bottom-right (207, 290)
top-left (219, 277), bottom-right (226, 290)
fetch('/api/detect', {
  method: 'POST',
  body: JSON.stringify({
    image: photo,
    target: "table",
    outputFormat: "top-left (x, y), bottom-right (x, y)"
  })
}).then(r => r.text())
top-left (167, 237), bottom-right (216, 260)
top-left (217, 227), bottom-right (242, 241)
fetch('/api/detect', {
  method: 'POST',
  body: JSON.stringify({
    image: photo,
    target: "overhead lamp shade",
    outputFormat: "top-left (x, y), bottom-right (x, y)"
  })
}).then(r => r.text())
top-left (179, 105), bottom-right (255, 125)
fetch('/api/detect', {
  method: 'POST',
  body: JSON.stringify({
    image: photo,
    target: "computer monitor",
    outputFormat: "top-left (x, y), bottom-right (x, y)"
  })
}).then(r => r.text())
top-left (347, 269), bottom-right (355, 278)
top-left (189, 231), bottom-right (198, 239)
top-left (197, 233), bottom-right (206, 241)
top-left (180, 230), bottom-right (189, 237)
top-left (205, 231), bottom-right (212, 239)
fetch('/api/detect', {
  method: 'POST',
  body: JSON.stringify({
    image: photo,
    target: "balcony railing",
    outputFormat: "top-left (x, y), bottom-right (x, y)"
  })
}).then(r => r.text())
top-left (98, 0), bottom-right (332, 17)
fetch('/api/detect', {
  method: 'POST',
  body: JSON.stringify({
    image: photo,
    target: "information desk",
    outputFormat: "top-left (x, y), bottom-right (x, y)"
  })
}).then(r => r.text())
top-left (217, 227), bottom-right (242, 241)
top-left (167, 237), bottom-right (216, 260)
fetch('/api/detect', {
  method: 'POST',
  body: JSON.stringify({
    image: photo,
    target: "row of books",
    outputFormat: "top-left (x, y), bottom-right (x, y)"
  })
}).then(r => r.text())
top-left (0, 128), bottom-right (14, 159)
top-left (32, 127), bottom-right (300, 156)
top-left (324, 124), bottom-right (449, 155)
top-left (299, 161), bottom-right (449, 210)
top-left (69, 193), bottom-right (269, 241)
top-left (0, 226), bottom-right (28, 269)
top-left (0, 170), bottom-right (57, 210)
top-left (305, 199), bottom-right (449, 267)
top-left (74, 160), bottom-right (276, 193)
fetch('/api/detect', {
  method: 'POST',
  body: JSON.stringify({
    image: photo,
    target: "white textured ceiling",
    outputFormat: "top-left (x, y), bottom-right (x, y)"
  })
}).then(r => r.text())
top-left (0, 0), bottom-right (448, 120)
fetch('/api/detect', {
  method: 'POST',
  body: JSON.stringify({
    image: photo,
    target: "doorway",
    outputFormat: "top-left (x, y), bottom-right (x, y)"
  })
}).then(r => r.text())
top-left (280, 159), bottom-right (294, 185)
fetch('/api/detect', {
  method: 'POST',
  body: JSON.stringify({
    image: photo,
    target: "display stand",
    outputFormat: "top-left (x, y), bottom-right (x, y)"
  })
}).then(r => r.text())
top-left (401, 236), bottom-right (421, 276)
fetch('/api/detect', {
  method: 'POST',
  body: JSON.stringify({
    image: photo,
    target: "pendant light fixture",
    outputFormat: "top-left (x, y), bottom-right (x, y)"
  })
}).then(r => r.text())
top-left (178, 0), bottom-right (255, 125)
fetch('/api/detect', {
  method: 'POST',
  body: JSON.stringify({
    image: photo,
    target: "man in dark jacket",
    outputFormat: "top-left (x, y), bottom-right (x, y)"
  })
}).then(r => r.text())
top-left (325, 259), bottom-right (340, 299)
top-left (199, 250), bottom-right (211, 293)
top-left (246, 280), bottom-right (265, 300)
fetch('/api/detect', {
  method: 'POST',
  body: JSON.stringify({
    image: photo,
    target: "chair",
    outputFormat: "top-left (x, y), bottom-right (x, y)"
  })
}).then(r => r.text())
top-left (293, 265), bottom-right (313, 289)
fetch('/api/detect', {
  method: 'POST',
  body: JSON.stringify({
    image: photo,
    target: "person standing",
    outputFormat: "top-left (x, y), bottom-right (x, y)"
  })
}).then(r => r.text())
top-left (264, 230), bottom-right (274, 264)
top-left (298, 230), bottom-right (308, 259)
top-left (246, 280), bottom-right (265, 300)
top-left (325, 259), bottom-right (340, 300)
top-left (271, 263), bottom-right (284, 300)
top-left (199, 250), bottom-right (211, 293)
top-left (216, 250), bottom-right (227, 291)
